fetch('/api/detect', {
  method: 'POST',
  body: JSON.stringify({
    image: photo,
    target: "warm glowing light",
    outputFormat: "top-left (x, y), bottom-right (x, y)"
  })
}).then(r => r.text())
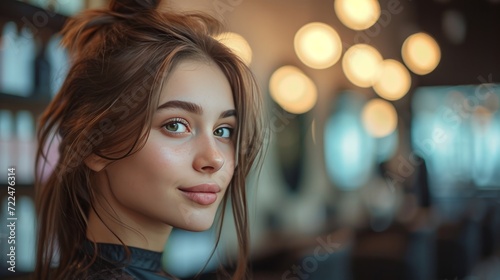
top-left (362, 98), bottom-right (398, 138)
top-left (342, 44), bottom-right (383, 88)
top-left (334, 0), bottom-right (381, 30)
top-left (373, 59), bottom-right (411, 101)
top-left (294, 22), bottom-right (342, 69)
top-left (402, 32), bottom-right (441, 75)
top-left (215, 32), bottom-right (252, 65)
top-left (269, 66), bottom-right (317, 114)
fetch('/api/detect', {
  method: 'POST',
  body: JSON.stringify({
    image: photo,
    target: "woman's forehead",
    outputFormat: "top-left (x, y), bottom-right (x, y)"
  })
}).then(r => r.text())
top-left (158, 60), bottom-right (234, 109)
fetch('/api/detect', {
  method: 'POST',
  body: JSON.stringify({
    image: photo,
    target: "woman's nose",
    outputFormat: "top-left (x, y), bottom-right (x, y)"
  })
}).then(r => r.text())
top-left (192, 135), bottom-right (224, 174)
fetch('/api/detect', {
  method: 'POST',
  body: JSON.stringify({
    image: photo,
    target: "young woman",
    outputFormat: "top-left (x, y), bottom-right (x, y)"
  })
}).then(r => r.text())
top-left (34, 0), bottom-right (264, 279)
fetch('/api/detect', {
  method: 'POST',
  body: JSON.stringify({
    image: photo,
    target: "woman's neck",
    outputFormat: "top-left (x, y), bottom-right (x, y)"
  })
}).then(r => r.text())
top-left (86, 198), bottom-right (172, 252)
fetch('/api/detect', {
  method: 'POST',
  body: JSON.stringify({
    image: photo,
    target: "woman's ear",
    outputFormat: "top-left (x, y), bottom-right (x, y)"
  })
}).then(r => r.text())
top-left (84, 154), bottom-right (109, 172)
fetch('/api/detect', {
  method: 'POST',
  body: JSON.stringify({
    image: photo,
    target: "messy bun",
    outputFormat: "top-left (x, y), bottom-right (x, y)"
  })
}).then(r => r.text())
top-left (60, 0), bottom-right (219, 59)
top-left (109, 0), bottom-right (161, 14)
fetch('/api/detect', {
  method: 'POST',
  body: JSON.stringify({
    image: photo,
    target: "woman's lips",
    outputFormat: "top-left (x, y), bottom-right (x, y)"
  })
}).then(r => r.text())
top-left (179, 184), bottom-right (220, 205)
top-left (180, 192), bottom-right (217, 205)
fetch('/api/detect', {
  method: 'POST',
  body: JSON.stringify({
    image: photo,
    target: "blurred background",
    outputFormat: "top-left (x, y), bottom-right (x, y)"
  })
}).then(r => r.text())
top-left (1, 0), bottom-right (500, 279)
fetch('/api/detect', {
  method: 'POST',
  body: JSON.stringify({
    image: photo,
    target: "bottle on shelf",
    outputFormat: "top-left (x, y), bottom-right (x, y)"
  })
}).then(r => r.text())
top-left (17, 196), bottom-right (37, 272)
top-left (16, 110), bottom-right (35, 184)
top-left (0, 110), bottom-right (14, 182)
top-left (0, 22), bottom-right (35, 97)
top-left (47, 34), bottom-right (69, 97)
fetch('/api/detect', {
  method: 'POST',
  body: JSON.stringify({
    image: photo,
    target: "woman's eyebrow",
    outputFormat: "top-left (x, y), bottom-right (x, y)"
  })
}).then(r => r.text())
top-left (157, 100), bottom-right (236, 119)
top-left (157, 100), bottom-right (203, 114)
top-left (220, 109), bottom-right (236, 119)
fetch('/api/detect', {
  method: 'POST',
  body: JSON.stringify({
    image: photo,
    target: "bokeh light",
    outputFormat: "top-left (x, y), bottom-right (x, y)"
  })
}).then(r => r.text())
top-left (361, 98), bottom-right (398, 138)
top-left (294, 22), bottom-right (342, 69)
top-left (325, 93), bottom-right (376, 190)
top-left (215, 32), bottom-right (253, 66)
top-left (269, 66), bottom-right (318, 114)
top-left (342, 44), bottom-right (383, 88)
top-left (334, 0), bottom-right (381, 30)
top-left (402, 32), bottom-right (441, 75)
top-left (373, 59), bottom-right (411, 101)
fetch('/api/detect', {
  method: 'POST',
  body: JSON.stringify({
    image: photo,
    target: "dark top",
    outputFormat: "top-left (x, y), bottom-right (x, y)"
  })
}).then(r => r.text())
top-left (82, 241), bottom-right (173, 280)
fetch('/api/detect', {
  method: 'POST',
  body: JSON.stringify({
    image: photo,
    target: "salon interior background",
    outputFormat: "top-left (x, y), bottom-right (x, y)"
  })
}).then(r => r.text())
top-left (1, 0), bottom-right (500, 279)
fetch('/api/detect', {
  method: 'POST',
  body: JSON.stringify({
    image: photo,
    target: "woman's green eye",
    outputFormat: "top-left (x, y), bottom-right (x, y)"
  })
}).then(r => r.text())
top-left (164, 121), bottom-right (188, 133)
top-left (214, 127), bottom-right (232, 138)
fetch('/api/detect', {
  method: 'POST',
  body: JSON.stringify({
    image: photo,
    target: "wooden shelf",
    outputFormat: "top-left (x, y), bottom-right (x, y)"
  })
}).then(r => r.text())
top-left (0, 92), bottom-right (51, 112)
top-left (0, 0), bottom-right (68, 33)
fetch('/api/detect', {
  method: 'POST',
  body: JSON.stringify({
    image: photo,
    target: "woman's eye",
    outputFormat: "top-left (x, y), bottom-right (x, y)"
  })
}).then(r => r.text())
top-left (164, 120), bottom-right (189, 133)
top-left (214, 127), bottom-right (233, 138)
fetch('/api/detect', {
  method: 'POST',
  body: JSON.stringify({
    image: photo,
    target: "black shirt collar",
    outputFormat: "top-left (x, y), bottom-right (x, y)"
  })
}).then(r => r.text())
top-left (84, 241), bottom-right (164, 272)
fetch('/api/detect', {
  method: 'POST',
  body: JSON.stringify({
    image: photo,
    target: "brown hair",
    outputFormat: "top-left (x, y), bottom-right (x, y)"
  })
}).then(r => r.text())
top-left (34, 0), bottom-right (264, 279)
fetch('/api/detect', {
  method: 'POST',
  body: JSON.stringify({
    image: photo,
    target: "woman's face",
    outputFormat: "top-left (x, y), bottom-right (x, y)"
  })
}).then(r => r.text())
top-left (101, 59), bottom-right (236, 231)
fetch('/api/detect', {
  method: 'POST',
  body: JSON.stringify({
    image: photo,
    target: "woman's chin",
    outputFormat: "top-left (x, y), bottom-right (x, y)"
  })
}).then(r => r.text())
top-left (177, 222), bottom-right (214, 232)
top-left (171, 216), bottom-right (216, 232)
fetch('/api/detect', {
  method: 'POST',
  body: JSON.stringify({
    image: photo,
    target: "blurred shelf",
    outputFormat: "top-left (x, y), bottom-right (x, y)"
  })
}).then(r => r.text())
top-left (0, 1), bottom-right (65, 113)
top-left (0, 92), bottom-right (52, 112)
top-left (0, 184), bottom-right (35, 201)
top-left (0, 0), bottom-right (68, 33)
